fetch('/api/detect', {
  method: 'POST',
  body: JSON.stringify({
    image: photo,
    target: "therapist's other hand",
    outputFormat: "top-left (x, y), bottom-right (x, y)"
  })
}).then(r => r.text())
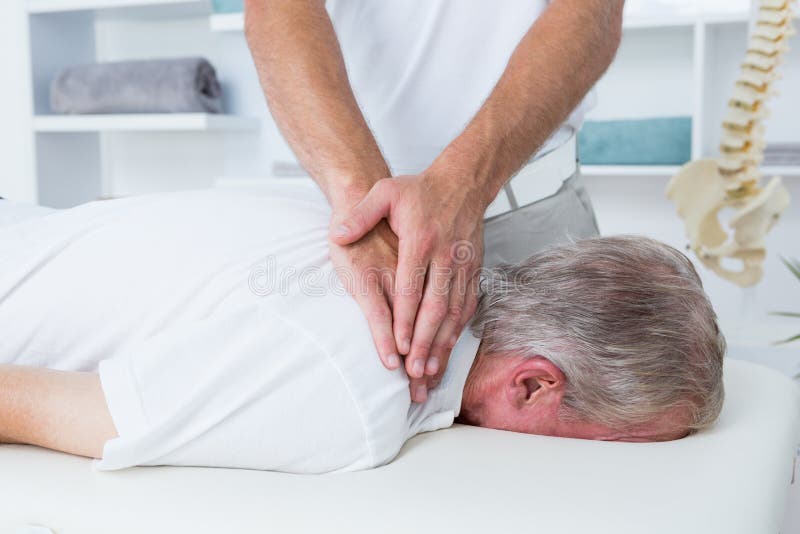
top-left (330, 173), bottom-right (485, 403)
top-left (329, 218), bottom-right (402, 374)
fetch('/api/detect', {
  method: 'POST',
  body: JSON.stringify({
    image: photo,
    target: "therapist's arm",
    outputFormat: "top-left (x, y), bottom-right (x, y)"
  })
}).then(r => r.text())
top-left (333, 0), bottom-right (625, 394)
top-left (0, 365), bottom-right (117, 458)
top-left (244, 0), bottom-right (404, 375)
top-left (430, 0), bottom-right (624, 196)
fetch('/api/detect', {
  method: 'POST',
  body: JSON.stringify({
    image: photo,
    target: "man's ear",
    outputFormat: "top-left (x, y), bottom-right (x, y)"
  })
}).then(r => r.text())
top-left (507, 357), bottom-right (566, 407)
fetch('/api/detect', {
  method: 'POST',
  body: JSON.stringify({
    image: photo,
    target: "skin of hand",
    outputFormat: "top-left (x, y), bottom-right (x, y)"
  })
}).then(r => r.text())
top-left (331, 171), bottom-right (487, 402)
top-left (328, 218), bottom-right (402, 371)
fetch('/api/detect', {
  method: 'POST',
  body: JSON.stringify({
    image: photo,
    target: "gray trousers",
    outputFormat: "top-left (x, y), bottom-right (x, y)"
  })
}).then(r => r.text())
top-left (483, 170), bottom-right (600, 268)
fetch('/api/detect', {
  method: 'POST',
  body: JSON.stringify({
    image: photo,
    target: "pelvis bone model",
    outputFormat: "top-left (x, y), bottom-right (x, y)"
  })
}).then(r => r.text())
top-left (667, 0), bottom-right (794, 287)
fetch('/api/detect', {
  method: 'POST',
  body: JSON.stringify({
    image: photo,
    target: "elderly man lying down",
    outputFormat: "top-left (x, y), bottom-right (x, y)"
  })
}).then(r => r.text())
top-left (0, 185), bottom-right (725, 473)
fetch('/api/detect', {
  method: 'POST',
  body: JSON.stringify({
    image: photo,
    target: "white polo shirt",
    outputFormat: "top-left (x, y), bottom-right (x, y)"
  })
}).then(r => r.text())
top-left (0, 186), bottom-right (480, 473)
top-left (326, 0), bottom-right (596, 175)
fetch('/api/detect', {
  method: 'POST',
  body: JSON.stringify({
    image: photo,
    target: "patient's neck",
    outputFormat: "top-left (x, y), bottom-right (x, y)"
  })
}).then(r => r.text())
top-left (458, 348), bottom-right (493, 426)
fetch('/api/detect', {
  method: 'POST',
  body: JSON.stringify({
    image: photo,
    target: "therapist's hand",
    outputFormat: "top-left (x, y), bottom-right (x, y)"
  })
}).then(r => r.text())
top-left (330, 172), bottom-right (486, 402)
top-left (329, 218), bottom-right (402, 373)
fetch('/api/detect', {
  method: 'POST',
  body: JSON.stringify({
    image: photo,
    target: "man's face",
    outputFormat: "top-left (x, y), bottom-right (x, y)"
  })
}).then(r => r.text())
top-left (460, 353), bottom-right (691, 443)
top-left (461, 396), bottom-right (690, 442)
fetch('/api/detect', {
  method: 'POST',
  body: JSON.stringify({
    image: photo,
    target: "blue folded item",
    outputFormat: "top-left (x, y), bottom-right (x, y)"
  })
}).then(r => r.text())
top-left (578, 117), bottom-right (692, 166)
top-left (212, 0), bottom-right (243, 13)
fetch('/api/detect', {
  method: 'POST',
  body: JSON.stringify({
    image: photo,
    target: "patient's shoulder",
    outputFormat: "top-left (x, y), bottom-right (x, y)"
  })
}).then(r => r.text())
top-left (363, 374), bottom-right (413, 468)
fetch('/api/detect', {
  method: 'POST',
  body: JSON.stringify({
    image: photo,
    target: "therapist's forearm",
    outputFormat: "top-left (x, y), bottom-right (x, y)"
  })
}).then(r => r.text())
top-left (244, 0), bottom-right (390, 212)
top-left (429, 0), bottom-right (624, 206)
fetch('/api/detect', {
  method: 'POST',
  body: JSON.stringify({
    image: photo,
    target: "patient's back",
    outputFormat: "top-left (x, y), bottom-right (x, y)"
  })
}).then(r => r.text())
top-left (0, 185), bottom-right (478, 473)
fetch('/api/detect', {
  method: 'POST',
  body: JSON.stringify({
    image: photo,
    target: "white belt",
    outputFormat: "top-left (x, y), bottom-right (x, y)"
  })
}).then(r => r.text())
top-left (484, 134), bottom-right (578, 219)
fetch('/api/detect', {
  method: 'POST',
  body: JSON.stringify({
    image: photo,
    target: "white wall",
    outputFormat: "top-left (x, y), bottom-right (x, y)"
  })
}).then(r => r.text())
top-left (0, 0), bottom-right (37, 202)
top-left (588, 27), bottom-right (695, 121)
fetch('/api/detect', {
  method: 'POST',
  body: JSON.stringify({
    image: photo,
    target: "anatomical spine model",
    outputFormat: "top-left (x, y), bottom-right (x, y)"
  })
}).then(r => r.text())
top-left (667, 0), bottom-right (795, 287)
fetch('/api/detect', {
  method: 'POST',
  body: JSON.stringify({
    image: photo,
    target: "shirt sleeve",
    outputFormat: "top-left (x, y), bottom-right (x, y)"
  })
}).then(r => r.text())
top-left (96, 304), bottom-right (370, 474)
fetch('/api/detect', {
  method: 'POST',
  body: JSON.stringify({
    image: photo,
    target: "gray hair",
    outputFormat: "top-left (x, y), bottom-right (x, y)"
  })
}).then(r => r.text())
top-left (471, 235), bottom-right (725, 432)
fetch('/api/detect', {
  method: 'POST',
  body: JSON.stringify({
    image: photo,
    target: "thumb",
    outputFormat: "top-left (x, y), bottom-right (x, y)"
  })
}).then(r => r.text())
top-left (330, 180), bottom-right (393, 245)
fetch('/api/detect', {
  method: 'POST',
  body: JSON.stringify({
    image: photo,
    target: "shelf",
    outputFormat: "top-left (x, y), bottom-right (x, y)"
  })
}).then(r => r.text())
top-left (623, 14), bottom-right (700, 30)
top-left (206, 9), bottom-right (799, 33)
top-left (623, 10), bottom-right (798, 30)
top-left (763, 166), bottom-right (800, 177)
top-left (582, 165), bottom-right (800, 178)
top-left (623, 11), bottom-right (746, 29)
top-left (27, 0), bottom-right (209, 17)
top-left (582, 165), bottom-right (682, 177)
top-left (33, 113), bottom-right (259, 132)
top-left (206, 10), bottom-right (775, 34)
top-left (210, 11), bottom-right (243, 32)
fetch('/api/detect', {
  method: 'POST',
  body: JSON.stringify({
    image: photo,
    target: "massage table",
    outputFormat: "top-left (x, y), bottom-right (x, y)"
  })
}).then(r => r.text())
top-left (1, 358), bottom-right (798, 534)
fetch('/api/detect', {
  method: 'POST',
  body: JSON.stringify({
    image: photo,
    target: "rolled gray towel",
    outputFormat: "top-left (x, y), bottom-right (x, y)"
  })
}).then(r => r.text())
top-left (50, 57), bottom-right (223, 115)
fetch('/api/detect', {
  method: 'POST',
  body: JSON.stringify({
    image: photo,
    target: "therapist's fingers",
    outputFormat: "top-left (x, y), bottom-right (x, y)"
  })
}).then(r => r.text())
top-left (353, 280), bottom-right (400, 371)
top-left (409, 376), bottom-right (428, 404)
top-left (424, 270), bottom-right (468, 378)
top-left (463, 271), bottom-right (480, 326)
top-left (393, 237), bottom-right (428, 359)
top-left (404, 257), bottom-right (454, 380)
top-left (330, 179), bottom-right (394, 246)
top-left (425, 267), bottom-right (480, 393)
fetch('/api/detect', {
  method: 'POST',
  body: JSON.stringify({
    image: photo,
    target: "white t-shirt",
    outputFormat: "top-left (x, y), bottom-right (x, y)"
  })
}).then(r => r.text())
top-left (0, 187), bottom-right (480, 473)
top-left (326, 0), bottom-right (596, 175)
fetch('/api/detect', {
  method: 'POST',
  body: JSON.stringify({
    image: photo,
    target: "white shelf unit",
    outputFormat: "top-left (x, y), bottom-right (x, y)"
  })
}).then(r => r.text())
top-left (625, 8), bottom-right (799, 28)
top-left (33, 113), bottom-right (259, 132)
top-left (24, 0), bottom-right (266, 208)
top-left (207, 8), bottom-right (800, 179)
top-left (209, 11), bottom-right (242, 32)
top-left (623, 10), bottom-right (761, 29)
top-left (19, 2), bottom-right (800, 208)
top-left (582, 165), bottom-right (682, 177)
top-left (582, 165), bottom-right (800, 178)
top-left (27, 0), bottom-right (209, 16)
top-left (762, 166), bottom-right (800, 177)
top-left (584, 8), bottom-right (799, 178)
top-left (208, 8), bottom-right (798, 33)
top-left (210, 10), bottom-right (768, 34)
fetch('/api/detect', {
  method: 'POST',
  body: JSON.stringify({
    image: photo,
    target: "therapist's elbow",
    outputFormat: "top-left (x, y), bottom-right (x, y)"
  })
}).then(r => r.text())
top-left (243, 0), bottom-right (327, 39)
top-left (242, 0), bottom-right (265, 43)
top-left (578, 0), bottom-right (624, 77)
top-left (602, 1), bottom-right (625, 64)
